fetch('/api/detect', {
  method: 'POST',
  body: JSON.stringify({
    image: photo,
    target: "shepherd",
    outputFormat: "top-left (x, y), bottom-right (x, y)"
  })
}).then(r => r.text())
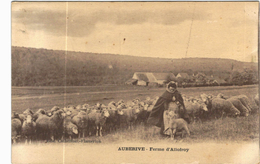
top-left (147, 81), bottom-right (190, 136)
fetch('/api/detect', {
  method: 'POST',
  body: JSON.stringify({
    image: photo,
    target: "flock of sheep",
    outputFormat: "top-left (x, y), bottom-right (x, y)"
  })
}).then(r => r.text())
top-left (199, 93), bottom-right (258, 118)
top-left (163, 93), bottom-right (258, 140)
top-left (11, 97), bottom-right (157, 144)
top-left (11, 92), bottom-right (259, 143)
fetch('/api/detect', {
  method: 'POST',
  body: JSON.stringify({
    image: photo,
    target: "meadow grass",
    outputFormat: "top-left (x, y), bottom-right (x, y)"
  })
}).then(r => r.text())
top-left (12, 85), bottom-right (259, 144)
top-left (99, 114), bottom-right (259, 144)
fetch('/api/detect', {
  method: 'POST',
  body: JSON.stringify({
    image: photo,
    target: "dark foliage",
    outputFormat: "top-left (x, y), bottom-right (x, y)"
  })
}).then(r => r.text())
top-left (12, 46), bottom-right (258, 86)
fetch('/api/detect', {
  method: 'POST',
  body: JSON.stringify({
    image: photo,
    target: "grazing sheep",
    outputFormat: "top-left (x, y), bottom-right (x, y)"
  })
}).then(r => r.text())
top-left (16, 109), bottom-right (34, 125)
top-left (233, 95), bottom-right (253, 113)
top-left (36, 110), bottom-right (65, 141)
top-left (164, 118), bottom-right (190, 140)
top-left (141, 97), bottom-right (150, 105)
top-left (75, 105), bottom-right (82, 111)
top-left (136, 102), bottom-right (150, 125)
top-left (23, 108), bottom-right (34, 116)
top-left (46, 110), bottom-right (53, 117)
top-left (126, 100), bottom-right (135, 107)
top-left (117, 103), bottom-right (127, 110)
top-left (119, 106), bottom-right (140, 129)
top-left (163, 102), bottom-right (181, 134)
top-left (67, 105), bottom-right (76, 109)
top-left (12, 112), bottom-right (20, 119)
top-left (63, 115), bottom-right (78, 140)
top-left (212, 98), bottom-right (241, 117)
top-left (105, 106), bottom-right (122, 132)
top-left (201, 94), bottom-right (240, 119)
top-left (32, 109), bottom-right (46, 121)
top-left (167, 101), bottom-right (190, 123)
top-left (144, 98), bottom-right (154, 106)
top-left (88, 109), bottom-right (110, 137)
top-left (94, 103), bottom-right (103, 111)
top-left (255, 94), bottom-right (259, 106)
top-left (81, 104), bottom-right (90, 112)
top-left (21, 114), bottom-right (36, 144)
top-left (116, 99), bottom-right (125, 107)
top-left (64, 107), bottom-right (79, 118)
top-left (184, 100), bottom-right (208, 122)
top-left (226, 97), bottom-right (249, 117)
top-left (12, 118), bottom-right (22, 144)
top-left (108, 101), bottom-right (117, 108)
top-left (140, 103), bottom-right (154, 125)
top-left (71, 111), bottom-right (88, 138)
top-left (217, 94), bottom-right (253, 114)
top-left (82, 103), bottom-right (90, 108)
top-left (17, 114), bottom-right (26, 125)
top-left (51, 106), bottom-right (60, 113)
top-left (216, 93), bottom-right (229, 99)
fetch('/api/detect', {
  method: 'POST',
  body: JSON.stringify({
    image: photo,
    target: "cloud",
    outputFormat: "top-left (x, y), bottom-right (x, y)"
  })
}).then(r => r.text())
top-left (11, 2), bottom-right (258, 63)
top-left (12, 5), bottom-right (210, 37)
top-left (12, 9), bottom-right (66, 36)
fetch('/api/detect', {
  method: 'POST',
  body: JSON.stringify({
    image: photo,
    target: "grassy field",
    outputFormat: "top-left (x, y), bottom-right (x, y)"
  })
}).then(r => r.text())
top-left (12, 85), bottom-right (151, 97)
top-left (12, 85), bottom-right (258, 113)
top-left (11, 85), bottom-right (259, 144)
top-left (97, 114), bottom-right (259, 143)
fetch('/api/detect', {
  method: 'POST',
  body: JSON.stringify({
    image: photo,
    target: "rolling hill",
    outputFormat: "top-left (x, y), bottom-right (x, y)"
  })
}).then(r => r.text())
top-left (11, 46), bottom-right (258, 86)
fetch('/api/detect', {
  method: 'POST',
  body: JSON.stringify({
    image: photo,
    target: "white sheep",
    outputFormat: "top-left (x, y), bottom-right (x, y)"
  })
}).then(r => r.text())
top-left (21, 114), bottom-right (36, 144)
top-left (23, 108), bottom-right (34, 116)
top-left (75, 105), bottom-right (82, 111)
top-left (36, 110), bottom-right (65, 141)
top-left (184, 99), bottom-right (208, 122)
top-left (119, 106), bottom-right (140, 129)
top-left (63, 115), bottom-right (78, 140)
top-left (71, 111), bottom-right (88, 138)
top-left (12, 118), bottom-right (22, 144)
top-left (33, 108), bottom-right (46, 121)
top-left (164, 118), bottom-right (190, 140)
top-left (201, 94), bottom-right (240, 119)
top-left (50, 106), bottom-right (60, 113)
top-left (88, 109), bottom-right (110, 137)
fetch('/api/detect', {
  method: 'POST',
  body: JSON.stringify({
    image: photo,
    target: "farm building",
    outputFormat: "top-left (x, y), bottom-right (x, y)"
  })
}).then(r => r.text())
top-left (125, 79), bottom-right (138, 85)
top-left (153, 73), bottom-right (177, 85)
top-left (212, 77), bottom-right (228, 85)
top-left (176, 73), bottom-right (190, 79)
top-left (126, 72), bottom-right (177, 86)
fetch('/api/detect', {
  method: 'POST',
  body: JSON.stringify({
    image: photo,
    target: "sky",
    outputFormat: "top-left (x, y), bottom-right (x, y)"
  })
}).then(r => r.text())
top-left (12, 2), bottom-right (258, 62)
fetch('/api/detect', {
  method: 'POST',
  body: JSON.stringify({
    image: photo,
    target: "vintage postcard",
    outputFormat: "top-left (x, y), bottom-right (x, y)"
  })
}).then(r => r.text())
top-left (11, 1), bottom-right (259, 164)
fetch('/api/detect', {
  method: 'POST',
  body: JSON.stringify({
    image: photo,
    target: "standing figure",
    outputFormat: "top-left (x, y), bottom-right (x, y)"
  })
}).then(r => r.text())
top-left (147, 81), bottom-right (190, 136)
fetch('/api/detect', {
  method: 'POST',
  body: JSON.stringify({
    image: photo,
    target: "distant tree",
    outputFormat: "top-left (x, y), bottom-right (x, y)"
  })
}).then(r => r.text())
top-left (186, 69), bottom-right (193, 76)
top-left (208, 70), bottom-right (213, 76)
top-left (230, 71), bottom-right (243, 85)
top-left (177, 77), bottom-right (184, 85)
top-left (195, 73), bottom-right (207, 84)
top-left (240, 68), bottom-right (258, 85)
top-left (188, 76), bottom-right (196, 83)
top-left (11, 46), bottom-right (258, 86)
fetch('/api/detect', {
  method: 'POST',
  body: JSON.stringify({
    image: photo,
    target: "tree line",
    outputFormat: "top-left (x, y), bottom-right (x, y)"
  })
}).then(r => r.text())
top-left (12, 46), bottom-right (258, 86)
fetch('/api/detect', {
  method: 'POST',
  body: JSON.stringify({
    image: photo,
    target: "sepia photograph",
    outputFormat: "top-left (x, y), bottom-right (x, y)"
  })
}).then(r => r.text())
top-left (11, 1), bottom-right (259, 163)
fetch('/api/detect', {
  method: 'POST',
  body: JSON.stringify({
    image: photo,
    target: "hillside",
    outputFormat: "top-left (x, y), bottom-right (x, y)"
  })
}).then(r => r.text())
top-left (11, 46), bottom-right (258, 86)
